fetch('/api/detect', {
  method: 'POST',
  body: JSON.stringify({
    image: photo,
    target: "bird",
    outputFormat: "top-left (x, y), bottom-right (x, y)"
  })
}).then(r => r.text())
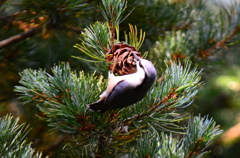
top-left (88, 53), bottom-right (157, 113)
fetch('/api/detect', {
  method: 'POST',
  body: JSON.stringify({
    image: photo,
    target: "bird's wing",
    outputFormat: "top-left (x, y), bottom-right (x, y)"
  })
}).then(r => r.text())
top-left (104, 79), bottom-right (138, 109)
top-left (105, 73), bottom-right (125, 95)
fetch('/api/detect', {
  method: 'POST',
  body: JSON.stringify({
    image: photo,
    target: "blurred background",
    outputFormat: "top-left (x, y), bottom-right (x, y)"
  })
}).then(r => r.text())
top-left (1, 0), bottom-right (240, 157)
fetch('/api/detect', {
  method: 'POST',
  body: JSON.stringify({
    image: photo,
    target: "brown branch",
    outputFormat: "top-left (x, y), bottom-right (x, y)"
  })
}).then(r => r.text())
top-left (0, 26), bottom-right (83, 49)
top-left (148, 88), bottom-right (178, 113)
top-left (199, 25), bottom-right (240, 57)
top-left (0, 27), bottom-right (39, 49)
top-left (110, 24), bottom-right (115, 48)
top-left (186, 137), bottom-right (203, 158)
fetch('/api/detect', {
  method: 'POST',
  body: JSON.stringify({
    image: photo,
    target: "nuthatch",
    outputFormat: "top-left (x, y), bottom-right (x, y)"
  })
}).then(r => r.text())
top-left (88, 53), bottom-right (157, 113)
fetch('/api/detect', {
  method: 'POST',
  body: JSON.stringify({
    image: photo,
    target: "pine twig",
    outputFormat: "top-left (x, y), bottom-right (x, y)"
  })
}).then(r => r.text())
top-left (148, 87), bottom-right (178, 113)
top-left (0, 27), bottom-right (39, 49)
top-left (183, 116), bottom-right (223, 158)
top-left (185, 137), bottom-right (203, 158)
top-left (110, 23), bottom-right (115, 47)
top-left (199, 25), bottom-right (240, 57)
top-left (0, 114), bottom-right (43, 157)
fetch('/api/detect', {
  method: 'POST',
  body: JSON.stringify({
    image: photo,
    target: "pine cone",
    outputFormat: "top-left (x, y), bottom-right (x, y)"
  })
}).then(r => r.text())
top-left (106, 43), bottom-right (142, 76)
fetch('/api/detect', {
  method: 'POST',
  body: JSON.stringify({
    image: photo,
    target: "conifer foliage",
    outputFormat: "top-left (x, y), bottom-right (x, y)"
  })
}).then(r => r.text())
top-left (3, 0), bottom-right (240, 157)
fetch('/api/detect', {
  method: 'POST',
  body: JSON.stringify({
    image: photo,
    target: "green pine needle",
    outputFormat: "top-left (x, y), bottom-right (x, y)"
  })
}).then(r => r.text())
top-left (98, 0), bottom-right (130, 26)
top-left (73, 21), bottom-right (110, 63)
top-left (14, 60), bottom-right (221, 157)
top-left (116, 61), bottom-right (202, 133)
top-left (124, 24), bottom-right (146, 50)
top-left (183, 115), bottom-right (223, 158)
top-left (132, 115), bottom-right (222, 158)
top-left (133, 132), bottom-right (160, 158)
top-left (0, 114), bottom-right (43, 158)
top-left (15, 62), bottom-right (107, 133)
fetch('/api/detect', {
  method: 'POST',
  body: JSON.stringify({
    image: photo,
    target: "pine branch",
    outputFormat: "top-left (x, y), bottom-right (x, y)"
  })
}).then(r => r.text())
top-left (11, 1), bottom-right (225, 157)
top-left (13, 57), bottom-right (221, 157)
top-left (149, 3), bottom-right (240, 69)
top-left (73, 22), bottom-right (110, 62)
top-left (157, 132), bottom-right (185, 158)
top-left (132, 132), bottom-right (160, 158)
top-left (131, 115), bottom-right (222, 158)
top-left (119, 62), bottom-right (202, 133)
top-left (73, 22), bottom-right (146, 64)
top-left (14, 61), bottom-right (203, 156)
top-left (98, 0), bottom-right (131, 46)
top-left (199, 25), bottom-right (240, 58)
top-left (184, 115), bottom-right (223, 158)
top-left (150, 31), bottom-right (192, 70)
top-left (0, 114), bottom-right (44, 158)
top-left (0, 27), bottom-right (39, 49)
top-left (74, 0), bottom-right (147, 65)
top-left (0, 0), bottom-right (94, 49)
top-left (15, 62), bottom-right (107, 133)
top-left (98, 0), bottom-right (128, 26)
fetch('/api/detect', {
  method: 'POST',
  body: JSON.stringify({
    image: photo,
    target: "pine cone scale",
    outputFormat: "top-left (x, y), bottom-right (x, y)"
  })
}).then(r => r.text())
top-left (106, 43), bottom-right (142, 76)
